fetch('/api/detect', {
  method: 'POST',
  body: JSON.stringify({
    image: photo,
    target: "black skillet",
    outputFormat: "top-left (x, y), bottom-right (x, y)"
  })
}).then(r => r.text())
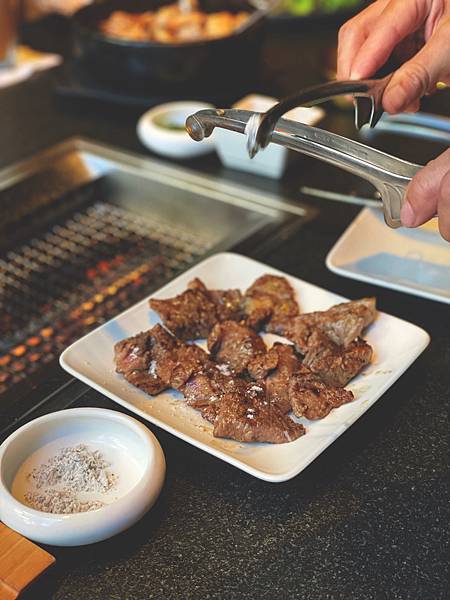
top-left (71, 0), bottom-right (266, 96)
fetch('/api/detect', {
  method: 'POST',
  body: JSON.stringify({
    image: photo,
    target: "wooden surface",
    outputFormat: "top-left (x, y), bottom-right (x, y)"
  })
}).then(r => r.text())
top-left (0, 523), bottom-right (55, 599)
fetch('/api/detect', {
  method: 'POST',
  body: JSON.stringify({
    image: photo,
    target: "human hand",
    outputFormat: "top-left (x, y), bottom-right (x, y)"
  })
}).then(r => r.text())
top-left (338, 0), bottom-right (450, 240)
top-left (402, 148), bottom-right (450, 241)
top-left (337, 0), bottom-right (450, 113)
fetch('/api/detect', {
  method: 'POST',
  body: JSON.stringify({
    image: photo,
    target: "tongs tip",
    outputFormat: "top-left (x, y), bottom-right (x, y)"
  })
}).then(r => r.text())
top-left (245, 113), bottom-right (264, 158)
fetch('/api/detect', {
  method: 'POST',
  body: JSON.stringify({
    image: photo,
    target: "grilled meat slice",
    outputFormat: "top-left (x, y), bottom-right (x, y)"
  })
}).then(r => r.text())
top-left (289, 370), bottom-right (354, 420)
top-left (213, 381), bottom-right (305, 444)
top-left (243, 294), bottom-right (274, 330)
top-left (156, 341), bottom-right (209, 390)
top-left (181, 360), bottom-right (248, 425)
top-left (209, 288), bottom-right (244, 322)
top-left (114, 324), bottom-right (208, 393)
top-left (182, 365), bottom-right (247, 425)
top-left (149, 287), bottom-right (218, 340)
top-left (149, 274), bottom-right (300, 338)
top-left (180, 362), bottom-right (240, 409)
top-left (303, 330), bottom-right (373, 387)
top-left (248, 343), bottom-right (303, 414)
top-left (202, 401), bottom-right (222, 424)
top-left (207, 320), bottom-right (266, 375)
top-left (247, 346), bottom-right (280, 380)
top-left (317, 297), bottom-right (376, 347)
top-left (270, 298), bottom-right (376, 350)
top-left (189, 278), bottom-right (244, 323)
top-left (149, 278), bottom-right (244, 340)
top-left (244, 274), bottom-right (299, 330)
top-left (114, 325), bottom-right (176, 395)
top-left (187, 278), bottom-right (208, 292)
top-left (267, 316), bottom-right (313, 354)
top-left (264, 344), bottom-right (305, 414)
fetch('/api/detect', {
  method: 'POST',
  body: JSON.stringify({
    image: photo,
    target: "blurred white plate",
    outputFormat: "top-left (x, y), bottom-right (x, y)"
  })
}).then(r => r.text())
top-left (60, 253), bottom-right (430, 483)
top-left (327, 207), bottom-right (450, 304)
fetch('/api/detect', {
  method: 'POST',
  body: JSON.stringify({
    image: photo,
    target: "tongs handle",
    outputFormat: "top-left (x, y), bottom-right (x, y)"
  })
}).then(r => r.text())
top-left (246, 75), bottom-right (393, 157)
top-left (186, 108), bottom-right (421, 228)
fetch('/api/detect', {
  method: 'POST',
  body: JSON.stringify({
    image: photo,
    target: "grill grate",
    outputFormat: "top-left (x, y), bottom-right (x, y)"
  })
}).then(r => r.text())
top-left (0, 199), bottom-right (212, 395)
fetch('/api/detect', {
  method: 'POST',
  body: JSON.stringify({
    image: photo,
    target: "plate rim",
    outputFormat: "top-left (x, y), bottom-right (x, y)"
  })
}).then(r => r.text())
top-left (60, 251), bottom-right (431, 482)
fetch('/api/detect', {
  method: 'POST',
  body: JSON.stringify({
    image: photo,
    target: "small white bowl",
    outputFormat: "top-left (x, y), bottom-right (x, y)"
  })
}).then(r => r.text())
top-left (0, 408), bottom-right (165, 546)
top-left (214, 94), bottom-right (325, 179)
top-left (137, 101), bottom-right (215, 159)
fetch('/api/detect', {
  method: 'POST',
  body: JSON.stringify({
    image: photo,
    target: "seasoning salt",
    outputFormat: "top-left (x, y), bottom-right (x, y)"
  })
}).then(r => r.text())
top-left (24, 443), bottom-right (118, 514)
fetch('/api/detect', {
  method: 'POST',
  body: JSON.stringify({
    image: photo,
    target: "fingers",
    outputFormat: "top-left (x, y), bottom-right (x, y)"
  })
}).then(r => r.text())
top-left (337, 0), bottom-right (388, 79)
top-left (382, 20), bottom-right (450, 113)
top-left (347, 0), bottom-right (429, 80)
top-left (403, 98), bottom-right (421, 113)
top-left (437, 170), bottom-right (450, 241)
top-left (401, 149), bottom-right (450, 240)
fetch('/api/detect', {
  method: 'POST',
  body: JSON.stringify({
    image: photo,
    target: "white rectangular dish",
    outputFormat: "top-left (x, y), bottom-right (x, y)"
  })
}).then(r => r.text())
top-left (60, 253), bottom-right (430, 482)
top-left (327, 207), bottom-right (450, 304)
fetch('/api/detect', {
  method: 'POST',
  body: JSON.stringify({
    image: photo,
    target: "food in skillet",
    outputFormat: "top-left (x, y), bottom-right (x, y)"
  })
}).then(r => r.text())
top-left (99, 1), bottom-right (250, 44)
top-left (115, 275), bottom-right (376, 444)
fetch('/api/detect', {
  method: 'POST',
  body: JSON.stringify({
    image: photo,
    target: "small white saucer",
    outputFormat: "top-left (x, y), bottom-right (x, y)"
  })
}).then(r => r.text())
top-left (326, 207), bottom-right (450, 304)
top-left (0, 408), bottom-right (165, 546)
top-left (137, 101), bottom-right (215, 159)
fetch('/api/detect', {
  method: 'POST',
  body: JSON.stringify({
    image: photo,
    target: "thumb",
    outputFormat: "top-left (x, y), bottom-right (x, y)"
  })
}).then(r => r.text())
top-left (401, 149), bottom-right (450, 228)
top-left (383, 25), bottom-right (450, 114)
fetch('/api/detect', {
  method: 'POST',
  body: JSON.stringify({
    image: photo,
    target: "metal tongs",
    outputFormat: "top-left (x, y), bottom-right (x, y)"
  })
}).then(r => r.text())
top-left (186, 76), bottom-right (422, 228)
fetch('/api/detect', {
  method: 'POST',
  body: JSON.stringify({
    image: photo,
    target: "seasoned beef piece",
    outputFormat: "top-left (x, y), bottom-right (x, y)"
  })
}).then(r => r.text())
top-left (244, 274), bottom-right (299, 330)
top-left (156, 342), bottom-right (209, 390)
top-left (318, 297), bottom-right (376, 346)
top-left (149, 287), bottom-right (218, 340)
top-left (201, 403), bottom-right (220, 424)
top-left (181, 361), bottom-right (247, 425)
top-left (180, 363), bottom-right (240, 409)
top-left (207, 321), bottom-right (266, 374)
top-left (247, 347), bottom-right (280, 380)
top-left (267, 316), bottom-right (313, 354)
top-left (243, 294), bottom-right (274, 330)
top-left (270, 298), bottom-right (376, 350)
top-left (289, 370), bottom-right (354, 420)
top-left (303, 330), bottom-right (373, 387)
top-left (187, 278), bottom-right (208, 292)
top-left (114, 324), bottom-right (208, 393)
top-left (114, 326), bottom-right (176, 395)
top-left (189, 278), bottom-right (244, 323)
top-left (209, 288), bottom-right (244, 322)
top-left (149, 278), bottom-right (244, 340)
top-left (249, 343), bottom-right (304, 414)
top-left (213, 382), bottom-right (305, 444)
top-left (186, 370), bottom-right (248, 425)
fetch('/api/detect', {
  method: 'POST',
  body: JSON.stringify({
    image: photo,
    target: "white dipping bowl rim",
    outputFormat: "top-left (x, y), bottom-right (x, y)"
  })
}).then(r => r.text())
top-left (137, 100), bottom-right (215, 158)
top-left (0, 407), bottom-right (165, 547)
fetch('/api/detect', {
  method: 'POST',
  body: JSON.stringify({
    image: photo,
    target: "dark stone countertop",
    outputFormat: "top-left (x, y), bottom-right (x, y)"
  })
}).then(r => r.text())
top-left (1, 16), bottom-right (449, 600)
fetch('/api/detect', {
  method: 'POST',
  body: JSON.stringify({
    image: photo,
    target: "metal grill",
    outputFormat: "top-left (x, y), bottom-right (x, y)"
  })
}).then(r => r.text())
top-left (0, 196), bottom-right (212, 395)
top-left (0, 138), bottom-right (312, 411)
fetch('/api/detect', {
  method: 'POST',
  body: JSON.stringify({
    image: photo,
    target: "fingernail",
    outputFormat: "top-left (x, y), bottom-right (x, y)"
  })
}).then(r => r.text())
top-left (400, 200), bottom-right (415, 227)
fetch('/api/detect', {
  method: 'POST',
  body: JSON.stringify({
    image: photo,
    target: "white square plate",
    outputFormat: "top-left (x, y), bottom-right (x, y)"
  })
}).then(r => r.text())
top-left (327, 207), bottom-right (450, 304)
top-left (60, 253), bottom-right (430, 482)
